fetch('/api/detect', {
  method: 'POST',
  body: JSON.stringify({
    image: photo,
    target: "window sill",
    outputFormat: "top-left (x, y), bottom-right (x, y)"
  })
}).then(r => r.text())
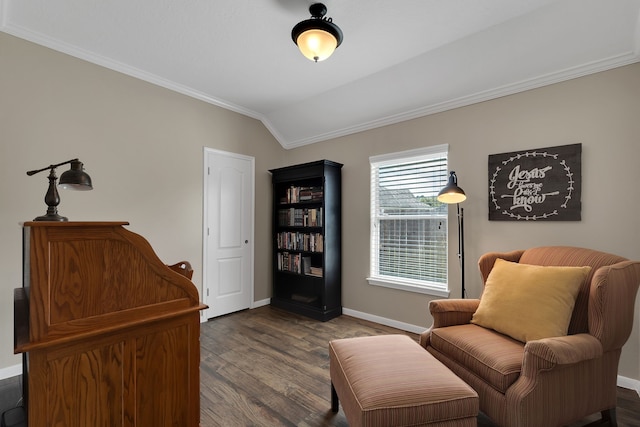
top-left (367, 277), bottom-right (450, 298)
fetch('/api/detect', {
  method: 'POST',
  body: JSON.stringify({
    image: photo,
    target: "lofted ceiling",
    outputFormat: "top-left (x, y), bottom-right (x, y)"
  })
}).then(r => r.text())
top-left (1, 0), bottom-right (639, 149)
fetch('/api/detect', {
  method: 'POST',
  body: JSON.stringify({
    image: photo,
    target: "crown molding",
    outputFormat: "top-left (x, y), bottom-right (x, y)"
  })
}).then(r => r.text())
top-left (3, 15), bottom-right (638, 151)
top-left (0, 22), bottom-right (263, 121)
top-left (277, 50), bottom-right (640, 149)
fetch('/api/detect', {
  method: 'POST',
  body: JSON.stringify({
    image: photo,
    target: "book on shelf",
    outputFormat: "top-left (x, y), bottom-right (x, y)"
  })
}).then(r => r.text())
top-left (277, 207), bottom-right (323, 227)
top-left (307, 266), bottom-right (323, 277)
top-left (277, 252), bottom-right (302, 274)
top-left (276, 252), bottom-right (323, 277)
top-left (276, 232), bottom-right (324, 252)
top-left (283, 186), bottom-right (324, 204)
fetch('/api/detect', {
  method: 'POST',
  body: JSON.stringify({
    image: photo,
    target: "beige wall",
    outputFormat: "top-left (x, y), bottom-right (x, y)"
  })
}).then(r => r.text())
top-left (0, 33), bottom-right (285, 370)
top-left (2, 32), bottom-right (639, 384)
top-left (285, 63), bottom-right (640, 382)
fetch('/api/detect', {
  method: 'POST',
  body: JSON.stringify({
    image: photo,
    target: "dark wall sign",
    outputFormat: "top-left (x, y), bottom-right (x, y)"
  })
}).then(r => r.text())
top-left (488, 144), bottom-right (581, 221)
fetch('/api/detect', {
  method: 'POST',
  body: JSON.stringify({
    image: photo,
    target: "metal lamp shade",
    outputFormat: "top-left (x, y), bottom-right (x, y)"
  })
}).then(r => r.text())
top-left (437, 171), bottom-right (466, 204)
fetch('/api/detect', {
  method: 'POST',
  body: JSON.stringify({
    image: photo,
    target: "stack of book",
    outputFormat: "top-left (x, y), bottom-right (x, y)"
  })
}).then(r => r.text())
top-left (298, 186), bottom-right (323, 202)
top-left (276, 232), bottom-right (324, 252)
top-left (277, 207), bottom-right (323, 227)
top-left (277, 252), bottom-right (301, 273)
top-left (282, 186), bottom-right (324, 203)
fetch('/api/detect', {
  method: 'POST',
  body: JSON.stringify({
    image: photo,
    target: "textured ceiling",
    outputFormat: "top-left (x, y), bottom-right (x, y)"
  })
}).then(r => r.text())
top-left (1, 0), bottom-right (639, 148)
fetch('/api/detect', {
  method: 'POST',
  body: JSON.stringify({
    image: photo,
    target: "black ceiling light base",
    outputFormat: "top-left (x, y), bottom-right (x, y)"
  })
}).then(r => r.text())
top-left (309, 3), bottom-right (327, 18)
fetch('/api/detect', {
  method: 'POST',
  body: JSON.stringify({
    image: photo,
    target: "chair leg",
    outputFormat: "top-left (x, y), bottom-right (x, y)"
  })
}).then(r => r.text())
top-left (331, 382), bottom-right (339, 413)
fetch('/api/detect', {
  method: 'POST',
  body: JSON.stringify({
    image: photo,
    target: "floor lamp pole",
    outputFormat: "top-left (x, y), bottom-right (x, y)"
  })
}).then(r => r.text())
top-left (437, 170), bottom-right (467, 299)
top-left (458, 204), bottom-right (465, 299)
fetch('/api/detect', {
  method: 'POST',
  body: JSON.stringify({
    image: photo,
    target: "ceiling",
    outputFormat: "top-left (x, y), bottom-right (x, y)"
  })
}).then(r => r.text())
top-left (1, 0), bottom-right (639, 149)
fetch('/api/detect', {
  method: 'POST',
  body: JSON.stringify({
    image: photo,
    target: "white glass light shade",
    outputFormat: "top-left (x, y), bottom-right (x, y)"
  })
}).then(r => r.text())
top-left (296, 29), bottom-right (338, 62)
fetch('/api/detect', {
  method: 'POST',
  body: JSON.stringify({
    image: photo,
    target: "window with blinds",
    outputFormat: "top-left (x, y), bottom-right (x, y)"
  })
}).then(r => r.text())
top-left (368, 145), bottom-right (450, 296)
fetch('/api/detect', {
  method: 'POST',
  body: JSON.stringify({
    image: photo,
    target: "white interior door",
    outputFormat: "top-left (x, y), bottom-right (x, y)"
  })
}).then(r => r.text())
top-left (203, 148), bottom-right (254, 319)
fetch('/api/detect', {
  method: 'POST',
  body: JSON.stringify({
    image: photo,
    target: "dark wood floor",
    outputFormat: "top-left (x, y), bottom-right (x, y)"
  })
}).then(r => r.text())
top-left (1, 305), bottom-right (638, 426)
top-left (199, 306), bottom-right (640, 427)
top-left (199, 305), bottom-right (407, 426)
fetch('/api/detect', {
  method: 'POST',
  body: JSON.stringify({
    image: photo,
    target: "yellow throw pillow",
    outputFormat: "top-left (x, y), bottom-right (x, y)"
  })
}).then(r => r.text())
top-left (471, 258), bottom-right (591, 342)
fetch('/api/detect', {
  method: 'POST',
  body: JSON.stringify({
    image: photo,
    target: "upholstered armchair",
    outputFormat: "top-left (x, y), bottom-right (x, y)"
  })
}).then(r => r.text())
top-left (419, 246), bottom-right (640, 427)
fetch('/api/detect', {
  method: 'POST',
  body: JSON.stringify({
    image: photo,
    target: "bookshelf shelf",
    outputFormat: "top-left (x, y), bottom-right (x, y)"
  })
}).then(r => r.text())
top-left (270, 160), bottom-right (342, 321)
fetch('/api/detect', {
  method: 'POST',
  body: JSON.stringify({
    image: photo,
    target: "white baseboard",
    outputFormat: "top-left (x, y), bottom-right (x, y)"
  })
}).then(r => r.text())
top-left (0, 364), bottom-right (22, 381)
top-left (342, 307), bottom-right (425, 334)
top-left (618, 375), bottom-right (640, 397)
top-left (252, 298), bottom-right (270, 308)
top-left (201, 298), bottom-right (270, 323)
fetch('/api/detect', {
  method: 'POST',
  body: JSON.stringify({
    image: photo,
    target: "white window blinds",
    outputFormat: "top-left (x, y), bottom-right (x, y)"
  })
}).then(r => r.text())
top-left (369, 145), bottom-right (449, 295)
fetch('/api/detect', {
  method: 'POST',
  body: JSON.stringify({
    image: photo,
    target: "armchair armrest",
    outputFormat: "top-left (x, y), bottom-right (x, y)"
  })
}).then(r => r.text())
top-left (589, 261), bottom-right (640, 351)
top-left (478, 250), bottom-right (524, 284)
top-left (507, 334), bottom-right (605, 422)
top-left (522, 333), bottom-right (602, 374)
top-left (419, 299), bottom-right (480, 348)
top-left (429, 299), bottom-right (480, 328)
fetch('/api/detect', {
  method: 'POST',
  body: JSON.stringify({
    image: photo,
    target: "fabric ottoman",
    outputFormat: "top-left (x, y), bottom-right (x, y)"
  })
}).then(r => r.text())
top-left (329, 334), bottom-right (478, 427)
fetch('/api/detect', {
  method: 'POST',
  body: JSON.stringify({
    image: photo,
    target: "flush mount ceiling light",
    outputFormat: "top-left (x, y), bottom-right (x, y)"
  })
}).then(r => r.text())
top-left (292, 3), bottom-right (343, 62)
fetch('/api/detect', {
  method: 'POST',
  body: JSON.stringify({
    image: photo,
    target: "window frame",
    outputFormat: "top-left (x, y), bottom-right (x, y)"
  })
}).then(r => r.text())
top-left (367, 144), bottom-right (450, 297)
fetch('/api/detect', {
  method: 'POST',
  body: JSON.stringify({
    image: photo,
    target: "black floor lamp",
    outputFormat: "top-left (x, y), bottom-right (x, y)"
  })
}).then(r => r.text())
top-left (437, 171), bottom-right (467, 298)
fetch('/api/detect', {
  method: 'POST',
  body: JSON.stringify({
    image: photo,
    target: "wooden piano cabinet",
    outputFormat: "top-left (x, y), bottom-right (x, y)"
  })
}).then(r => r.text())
top-left (14, 222), bottom-right (206, 427)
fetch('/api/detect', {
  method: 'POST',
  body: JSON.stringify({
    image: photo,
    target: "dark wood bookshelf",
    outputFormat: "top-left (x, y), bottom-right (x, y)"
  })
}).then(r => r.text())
top-left (269, 160), bottom-right (342, 321)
